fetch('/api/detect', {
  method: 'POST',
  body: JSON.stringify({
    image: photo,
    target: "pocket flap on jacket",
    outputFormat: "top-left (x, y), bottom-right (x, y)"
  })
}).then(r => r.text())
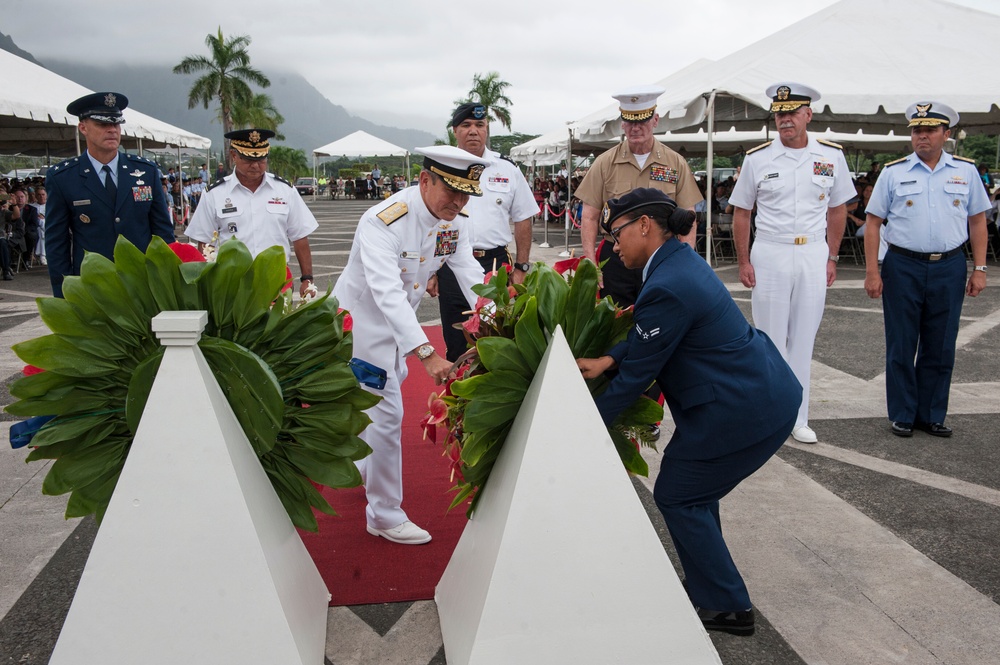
top-left (678, 383), bottom-right (715, 409)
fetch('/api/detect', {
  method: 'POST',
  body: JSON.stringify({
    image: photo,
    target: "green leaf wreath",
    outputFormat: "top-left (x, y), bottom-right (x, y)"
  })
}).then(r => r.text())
top-left (424, 258), bottom-right (663, 516)
top-left (5, 237), bottom-right (378, 532)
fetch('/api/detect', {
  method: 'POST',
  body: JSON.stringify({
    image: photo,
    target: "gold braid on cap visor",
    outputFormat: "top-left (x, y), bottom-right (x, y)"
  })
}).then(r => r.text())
top-left (620, 107), bottom-right (656, 122)
top-left (908, 117), bottom-right (950, 127)
top-left (230, 140), bottom-right (270, 158)
top-left (770, 100), bottom-right (810, 113)
top-left (429, 165), bottom-right (483, 195)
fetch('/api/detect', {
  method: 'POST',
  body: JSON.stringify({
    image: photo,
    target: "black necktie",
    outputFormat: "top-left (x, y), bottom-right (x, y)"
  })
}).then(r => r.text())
top-left (103, 164), bottom-right (117, 204)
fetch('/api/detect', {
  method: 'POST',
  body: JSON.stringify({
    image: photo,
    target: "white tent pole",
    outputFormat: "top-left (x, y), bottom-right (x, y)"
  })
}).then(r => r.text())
top-left (75, 126), bottom-right (81, 156)
top-left (312, 153), bottom-right (317, 202)
top-left (705, 90), bottom-right (717, 265)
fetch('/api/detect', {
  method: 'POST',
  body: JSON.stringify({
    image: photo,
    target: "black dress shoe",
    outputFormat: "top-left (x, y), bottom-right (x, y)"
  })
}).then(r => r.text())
top-left (916, 421), bottom-right (952, 437)
top-left (891, 421), bottom-right (914, 437)
top-left (2, 271), bottom-right (12, 281)
top-left (696, 607), bottom-right (755, 636)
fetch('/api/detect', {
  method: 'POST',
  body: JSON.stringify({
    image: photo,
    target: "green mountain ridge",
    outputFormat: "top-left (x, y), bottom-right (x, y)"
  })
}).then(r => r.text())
top-left (0, 30), bottom-right (439, 155)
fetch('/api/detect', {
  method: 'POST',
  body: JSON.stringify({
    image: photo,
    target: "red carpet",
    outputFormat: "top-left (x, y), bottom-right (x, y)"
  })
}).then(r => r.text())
top-left (299, 326), bottom-right (470, 606)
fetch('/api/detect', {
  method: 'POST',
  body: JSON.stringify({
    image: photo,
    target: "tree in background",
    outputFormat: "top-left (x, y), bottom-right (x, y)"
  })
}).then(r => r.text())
top-left (173, 27), bottom-right (270, 167)
top-left (268, 146), bottom-right (309, 181)
top-left (230, 92), bottom-right (285, 141)
top-left (452, 71), bottom-right (515, 151)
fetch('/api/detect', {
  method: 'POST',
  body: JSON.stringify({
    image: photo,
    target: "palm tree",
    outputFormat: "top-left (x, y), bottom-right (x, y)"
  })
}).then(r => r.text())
top-left (173, 27), bottom-right (270, 164)
top-left (267, 146), bottom-right (309, 181)
top-left (229, 92), bottom-right (286, 141)
top-left (464, 71), bottom-right (514, 132)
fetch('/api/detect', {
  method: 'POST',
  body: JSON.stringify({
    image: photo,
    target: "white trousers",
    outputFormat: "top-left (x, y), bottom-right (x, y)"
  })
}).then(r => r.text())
top-left (750, 238), bottom-right (827, 429)
top-left (356, 357), bottom-right (409, 530)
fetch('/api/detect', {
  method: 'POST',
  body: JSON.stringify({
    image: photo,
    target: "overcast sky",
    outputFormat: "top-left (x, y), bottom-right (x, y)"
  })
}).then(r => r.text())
top-left (3, 0), bottom-right (996, 139)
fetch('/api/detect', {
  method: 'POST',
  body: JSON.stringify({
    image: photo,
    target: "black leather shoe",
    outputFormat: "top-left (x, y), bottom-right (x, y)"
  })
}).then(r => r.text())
top-left (916, 422), bottom-right (952, 437)
top-left (696, 607), bottom-right (755, 636)
top-left (2, 271), bottom-right (12, 281)
top-left (891, 422), bottom-right (914, 437)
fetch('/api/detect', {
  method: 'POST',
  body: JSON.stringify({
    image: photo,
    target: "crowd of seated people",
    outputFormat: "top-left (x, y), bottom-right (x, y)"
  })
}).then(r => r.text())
top-left (532, 174), bottom-right (582, 222)
top-left (0, 176), bottom-right (47, 278)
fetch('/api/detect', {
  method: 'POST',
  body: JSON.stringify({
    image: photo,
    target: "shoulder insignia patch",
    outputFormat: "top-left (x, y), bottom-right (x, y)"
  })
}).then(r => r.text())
top-left (746, 140), bottom-right (772, 155)
top-left (885, 157), bottom-right (908, 168)
top-left (377, 201), bottom-right (408, 225)
top-left (499, 154), bottom-right (517, 166)
top-left (817, 139), bottom-right (844, 150)
top-left (126, 153), bottom-right (156, 166)
top-left (273, 174), bottom-right (291, 186)
top-left (207, 177), bottom-right (228, 192)
top-left (457, 207), bottom-right (470, 218)
top-left (50, 157), bottom-right (76, 174)
top-left (952, 155), bottom-right (976, 164)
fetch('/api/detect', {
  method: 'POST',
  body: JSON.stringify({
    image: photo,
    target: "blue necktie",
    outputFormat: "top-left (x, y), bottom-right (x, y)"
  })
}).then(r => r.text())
top-left (103, 164), bottom-right (117, 204)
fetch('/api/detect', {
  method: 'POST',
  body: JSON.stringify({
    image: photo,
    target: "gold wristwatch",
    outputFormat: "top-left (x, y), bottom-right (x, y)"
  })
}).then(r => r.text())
top-left (415, 344), bottom-right (435, 360)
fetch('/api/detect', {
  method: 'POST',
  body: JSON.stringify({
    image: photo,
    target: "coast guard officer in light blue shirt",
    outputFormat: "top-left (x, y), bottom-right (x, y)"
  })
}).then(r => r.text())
top-left (863, 101), bottom-right (990, 438)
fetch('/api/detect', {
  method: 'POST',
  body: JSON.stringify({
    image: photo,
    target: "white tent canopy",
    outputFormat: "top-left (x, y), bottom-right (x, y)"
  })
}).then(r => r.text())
top-left (0, 48), bottom-right (210, 158)
top-left (573, 0), bottom-right (1000, 142)
top-left (511, 127), bottom-right (927, 165)
top-left (313, 130), bottom-right (409, 158)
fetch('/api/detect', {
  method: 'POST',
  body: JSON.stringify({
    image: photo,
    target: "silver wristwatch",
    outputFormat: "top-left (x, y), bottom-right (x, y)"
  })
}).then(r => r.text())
top-left (973, 265), bottom-right (988, 273)
top-left (415, 344), bottom-right (435, 360)
top-left (828, 255), bottom-right (840, 264)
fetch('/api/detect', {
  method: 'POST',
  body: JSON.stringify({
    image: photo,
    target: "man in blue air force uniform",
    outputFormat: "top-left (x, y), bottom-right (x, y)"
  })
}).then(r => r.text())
top-left (45, 92), bottom-right (174, 297)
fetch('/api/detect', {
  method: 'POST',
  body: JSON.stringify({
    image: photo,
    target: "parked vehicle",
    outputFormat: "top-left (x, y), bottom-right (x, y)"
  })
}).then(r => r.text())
top-left (295, 177), bottom-right (318, 195)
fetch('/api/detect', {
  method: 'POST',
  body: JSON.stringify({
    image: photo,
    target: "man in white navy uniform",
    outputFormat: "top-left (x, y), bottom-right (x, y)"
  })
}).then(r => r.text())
top-left (186, 128), bottom-right (318, 298)
top-left (428, 102), bottom-right (539, 361)
top-left (729, 83), bottom-right (855, 444)
top-left (334, 146), bottom-right (487, 545)
top-left (863, 102), bottom-right (990, 438)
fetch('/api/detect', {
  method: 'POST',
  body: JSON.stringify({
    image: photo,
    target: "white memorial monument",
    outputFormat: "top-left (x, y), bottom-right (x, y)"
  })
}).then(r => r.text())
top-left (49, 311), bottom-right (329, 665)
top-left (436, 327), bottom-right (721, 664)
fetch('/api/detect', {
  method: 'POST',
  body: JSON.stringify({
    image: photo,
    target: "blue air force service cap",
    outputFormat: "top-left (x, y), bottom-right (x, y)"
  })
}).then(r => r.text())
top-left (766, 82), bottom-right (820, 113)
top-left (612, 85), bottom-right (665, 122)
top-left (451, 103), bottom-right (488, 127)
top-left (906, 101), bottom-right (959, 128)
top-left (601, 188), bottom-right (678, 234)
top-left (225, 129), bottom-right (275, 160)
top-left (416, 145), bottom-right (487, 196)
top-left (67, 92), bottom-right (128, 124)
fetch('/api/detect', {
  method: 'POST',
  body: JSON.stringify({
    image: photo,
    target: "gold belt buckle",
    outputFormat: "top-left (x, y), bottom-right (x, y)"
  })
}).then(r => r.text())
top-left (929, 253), bottom-right (942, 261)
top-left (794, 236), bottom-right (807, 245)
top-left (472, 250), bottom-right (486, 257)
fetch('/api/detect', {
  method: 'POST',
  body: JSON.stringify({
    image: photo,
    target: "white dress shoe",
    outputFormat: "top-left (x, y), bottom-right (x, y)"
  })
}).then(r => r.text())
top-left (791, 426), bottom-right (817, 443)
top-left (366, 521), bottom-right (432, 545)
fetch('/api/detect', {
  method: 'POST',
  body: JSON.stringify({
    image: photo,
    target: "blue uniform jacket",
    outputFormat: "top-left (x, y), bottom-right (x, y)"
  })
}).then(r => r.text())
top-left (595, 238), bottom-right (802, 460)
top-left (45, 152), bottom-right (174, 297)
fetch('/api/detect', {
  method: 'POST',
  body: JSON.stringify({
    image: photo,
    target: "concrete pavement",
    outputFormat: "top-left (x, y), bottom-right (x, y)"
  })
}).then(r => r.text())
top-left (2, 198), bottom-right (998, 664)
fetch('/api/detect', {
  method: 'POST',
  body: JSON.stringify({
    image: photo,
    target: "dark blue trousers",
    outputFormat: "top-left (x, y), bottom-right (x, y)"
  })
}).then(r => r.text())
top-left (437, 248), bottom-right (509, 362)
top-left (880, 251), bottom-right (966, 424)
top-left (654, 417), bottom-right (794, 612)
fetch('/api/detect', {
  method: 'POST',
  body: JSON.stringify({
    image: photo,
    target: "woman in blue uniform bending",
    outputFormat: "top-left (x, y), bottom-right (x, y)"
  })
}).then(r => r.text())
top-left (578, 188), bottom-right (802, 636)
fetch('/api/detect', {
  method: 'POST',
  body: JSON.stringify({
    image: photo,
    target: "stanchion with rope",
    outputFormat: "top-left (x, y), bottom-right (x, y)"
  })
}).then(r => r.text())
top-left (539, 203), bottom-right (551, 248)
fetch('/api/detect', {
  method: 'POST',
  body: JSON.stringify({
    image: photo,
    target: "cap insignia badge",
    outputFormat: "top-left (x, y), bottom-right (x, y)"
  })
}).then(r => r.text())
top-left (468, 164), bottom-right (485, 180)
top-left (630, 96), bottom-right (639, 103)
top-left (249, 130), bottom-right (261, 143)
top-left (776, 86), bottom-right (790, 101)
top-left (104, 93), bottom-right (117, 107)
top-left (915, 103), bottom-right (931, 118)
top-left (601, 204), bottom-right (610, 225)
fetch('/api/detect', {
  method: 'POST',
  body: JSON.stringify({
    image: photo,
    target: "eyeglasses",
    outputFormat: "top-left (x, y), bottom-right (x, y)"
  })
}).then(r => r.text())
top-left (608, 217), bottom-right (640, 243)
